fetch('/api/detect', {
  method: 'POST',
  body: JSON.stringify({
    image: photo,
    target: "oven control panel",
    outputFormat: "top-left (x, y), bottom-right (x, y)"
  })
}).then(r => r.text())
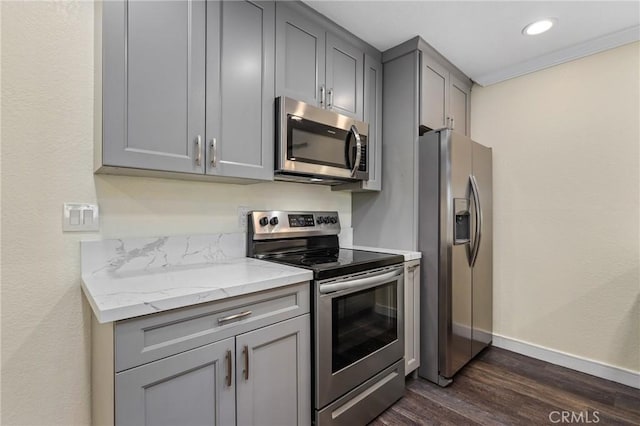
top-left (249, 210), bottom-right (340, 239)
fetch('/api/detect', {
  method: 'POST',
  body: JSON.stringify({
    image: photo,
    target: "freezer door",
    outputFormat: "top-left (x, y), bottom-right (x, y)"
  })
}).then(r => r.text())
top-left (439, 130), bottom-right (473, 378)
top-left (471, 142), bottom-right (493, 356)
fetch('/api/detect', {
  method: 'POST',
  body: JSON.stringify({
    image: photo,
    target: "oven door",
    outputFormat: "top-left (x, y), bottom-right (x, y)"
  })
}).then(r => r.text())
top-left (315, 265), bottom-right (404, 409)
top-left (277, 97), bottom-right (368, 181)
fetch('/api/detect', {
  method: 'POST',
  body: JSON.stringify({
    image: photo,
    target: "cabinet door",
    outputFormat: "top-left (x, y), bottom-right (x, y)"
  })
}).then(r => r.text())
top-left (450, 75), bottom-right (471, 136)
top-left (325, 33), bottom-right (364, 120)
top-left (362, 54), bottom-right (382, 191)
top-left (236, 315), bottom-right (311, 426)
top-left (275, 3), bottom-right (325, 107)
top-left (115, 338), bottom-right (235, 426)
top-left (404, 261), bottom-right (421, 375)
top-left (206, 0), bottom-right (274, 180)
top-left (102, 0), bottom-right (206, 174)
top-left (420, 53), bottom-right (448, 131)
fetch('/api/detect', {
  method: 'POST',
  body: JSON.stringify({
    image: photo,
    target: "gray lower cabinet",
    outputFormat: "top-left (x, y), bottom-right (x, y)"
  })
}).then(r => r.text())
top-left (275, 2), bottom-right (364, 120)
top-left (116, 316), bottom-right (310, 426)
top-left (116, 338), bottom-right (235, 426)
top-left (236, 315), bottom-right (311, 426)
top-left (99, 0), bottom-right (274, 181)
top-left (404, 259), bottom-right (421, 375)
top-left (92, 282), bottom-right (311, 426)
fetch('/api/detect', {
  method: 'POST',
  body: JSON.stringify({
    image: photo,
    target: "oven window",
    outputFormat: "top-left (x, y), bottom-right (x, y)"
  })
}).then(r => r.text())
top-left (331, 282), bottom-right (398, 373)
top-left (287, 115), bottom-right (349, 169)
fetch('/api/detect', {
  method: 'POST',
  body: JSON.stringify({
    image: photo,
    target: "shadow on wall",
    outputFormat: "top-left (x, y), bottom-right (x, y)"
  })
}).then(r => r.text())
top-left (93, 174), bottom-right (352, 238)
top-left (1, 285), bottom-right (92, 425)
top-left (520, 266), bottom-right (640, 371)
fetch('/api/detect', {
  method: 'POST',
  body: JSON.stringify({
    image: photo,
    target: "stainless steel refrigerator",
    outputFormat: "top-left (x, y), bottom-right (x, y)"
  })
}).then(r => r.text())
top-left (418, 129), bottom-right (493, 386)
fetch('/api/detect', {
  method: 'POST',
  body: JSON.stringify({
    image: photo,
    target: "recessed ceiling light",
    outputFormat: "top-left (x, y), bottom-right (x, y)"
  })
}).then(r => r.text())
top-left (522, 18), bottom-right (557, 36)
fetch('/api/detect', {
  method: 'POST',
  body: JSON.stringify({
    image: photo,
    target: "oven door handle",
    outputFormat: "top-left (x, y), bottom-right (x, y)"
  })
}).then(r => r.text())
top-left (319, 268), bottom-right (402, 294)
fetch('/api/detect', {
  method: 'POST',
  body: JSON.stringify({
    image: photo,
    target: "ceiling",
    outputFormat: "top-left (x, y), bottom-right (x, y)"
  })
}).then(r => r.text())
top-left (302, 1), bottom-right (640, 86)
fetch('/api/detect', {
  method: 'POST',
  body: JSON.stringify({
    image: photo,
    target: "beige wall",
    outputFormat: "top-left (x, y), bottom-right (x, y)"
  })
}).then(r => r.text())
top-left (471, 42), bottom-right (640, 372)
top-left (0, 2), bottom-right (350, 424)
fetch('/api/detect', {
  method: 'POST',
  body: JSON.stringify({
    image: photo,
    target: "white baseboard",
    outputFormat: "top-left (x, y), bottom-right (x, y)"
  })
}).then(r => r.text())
top-left (492, 334), bottom-right (640, 389)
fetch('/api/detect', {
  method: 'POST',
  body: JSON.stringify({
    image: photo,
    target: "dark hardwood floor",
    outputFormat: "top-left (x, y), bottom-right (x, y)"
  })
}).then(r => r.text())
top-left (370, 347), bottom-right (640, 425)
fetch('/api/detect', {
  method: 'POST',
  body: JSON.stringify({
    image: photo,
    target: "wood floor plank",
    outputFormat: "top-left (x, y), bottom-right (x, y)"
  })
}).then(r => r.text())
top-left (369, 347), bottom-right (640, 425)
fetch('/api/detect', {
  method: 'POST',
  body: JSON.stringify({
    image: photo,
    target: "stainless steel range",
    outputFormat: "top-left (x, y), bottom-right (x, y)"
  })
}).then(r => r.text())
top-left (247, 211), bottom-right (405, 425)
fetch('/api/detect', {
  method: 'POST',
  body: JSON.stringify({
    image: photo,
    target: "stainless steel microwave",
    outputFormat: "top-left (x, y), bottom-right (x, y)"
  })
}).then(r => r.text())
top-left (275, 97), bottom-right (369, 184)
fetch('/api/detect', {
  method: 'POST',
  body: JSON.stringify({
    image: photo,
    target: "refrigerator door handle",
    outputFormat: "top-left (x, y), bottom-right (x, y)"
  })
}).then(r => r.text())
top-left (470, 175), bottom-right (483, 267)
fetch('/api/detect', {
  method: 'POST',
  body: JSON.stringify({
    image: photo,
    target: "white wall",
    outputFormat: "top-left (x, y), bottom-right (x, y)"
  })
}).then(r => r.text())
top-left (0, 2), bottom-right (350, 424)
top-left (471, 42), bottom-right (640, 373)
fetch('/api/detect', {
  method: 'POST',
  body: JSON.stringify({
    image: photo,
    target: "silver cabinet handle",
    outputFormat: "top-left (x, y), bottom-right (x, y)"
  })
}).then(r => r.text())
top-left (327, 88), bottom-right (334, 109)
top-left (195, 135), bottom-right (202, 166)
top-left (242, 345), bottom-right (249, 380)
top-left (217, 310), bottom-right (252, 325)
top-left (451, 116), bottom-right (455, 130)
top-left (469, 175), bottom-right (482, 267)
top-left (225, 350), bottom-right (232, 387)
top-left (349, 125), bottom-right (362, 177)
top-left (320, 85), bottom-right (326, 108)
top-left (210, 138), bottom-right (217, 168)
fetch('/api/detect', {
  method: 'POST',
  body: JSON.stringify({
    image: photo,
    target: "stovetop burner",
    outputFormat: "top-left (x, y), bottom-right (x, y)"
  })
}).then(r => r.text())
top-left (300, 256), bottom-right (339, 266)
top-left (262, 248), bottom-right (403, 280)
top-left (247, 210), bottom-right (404, 279)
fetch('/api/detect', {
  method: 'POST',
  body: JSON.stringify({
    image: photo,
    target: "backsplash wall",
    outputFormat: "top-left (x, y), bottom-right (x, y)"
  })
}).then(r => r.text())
top-left (1, 2), bottom-right (350, 425)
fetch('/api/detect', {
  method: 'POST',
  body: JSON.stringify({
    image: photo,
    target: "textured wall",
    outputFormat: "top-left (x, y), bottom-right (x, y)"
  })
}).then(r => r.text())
top-left (0, 2), bottom-right (350, 424)
top-left (471, 42), bottom-right (640, 372)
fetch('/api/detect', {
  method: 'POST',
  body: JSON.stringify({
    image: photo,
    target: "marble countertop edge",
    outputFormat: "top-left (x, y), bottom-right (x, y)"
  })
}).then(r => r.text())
top-left (81, 259), bottom-right (313, 324)
top-left (346, 245), bottom-right (422, 261)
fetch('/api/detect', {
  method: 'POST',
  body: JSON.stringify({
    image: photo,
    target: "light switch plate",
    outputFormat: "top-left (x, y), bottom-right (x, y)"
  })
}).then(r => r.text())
top-left (238, 206), bottom-right (251, 231)
top-left (63, 203), bottom-right (100, 232)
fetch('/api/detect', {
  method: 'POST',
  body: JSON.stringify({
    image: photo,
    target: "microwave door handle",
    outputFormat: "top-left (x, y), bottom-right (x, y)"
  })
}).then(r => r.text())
top-left (348, 125), bottom-right (362, 177)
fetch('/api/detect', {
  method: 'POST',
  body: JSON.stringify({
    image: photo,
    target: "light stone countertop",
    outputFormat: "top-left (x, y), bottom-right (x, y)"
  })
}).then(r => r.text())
top-left (81, 233), bottom-right (312, 323)
top-left (347, 245), bottom-right (422, 262)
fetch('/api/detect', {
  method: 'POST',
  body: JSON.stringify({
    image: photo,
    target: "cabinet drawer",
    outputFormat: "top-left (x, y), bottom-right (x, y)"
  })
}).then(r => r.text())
top-left (115, 282), bottom-right (310, 372)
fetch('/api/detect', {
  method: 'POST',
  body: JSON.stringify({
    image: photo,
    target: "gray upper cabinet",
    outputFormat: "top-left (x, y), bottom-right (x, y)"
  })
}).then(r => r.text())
top-left (420, 54), bottom-right (448, 132)
top-left (333, 53), bottom-right (382, 193)
top-left (275, 4), bottom-right (326, 107)
top-left (99, 0), bottom-right (274, 181)
top-left (325, 33), bottom-right (364, 118)
top-left (275, 2), bottom-right (364, 120)
top-left (420, 48), bottom-right (471, 136)
top-left (116, 337), bottom-right (235, 426)
top-left (449, 74), bottom-right (471, 137)
top-left (206, 0), bottom-right (274, 180)
top-left (102, 0), bottom-right (206, 174)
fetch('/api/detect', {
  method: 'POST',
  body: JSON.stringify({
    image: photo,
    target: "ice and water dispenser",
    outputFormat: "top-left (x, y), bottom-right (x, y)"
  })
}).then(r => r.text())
top-left (453, 198), bottom-right (470, 245)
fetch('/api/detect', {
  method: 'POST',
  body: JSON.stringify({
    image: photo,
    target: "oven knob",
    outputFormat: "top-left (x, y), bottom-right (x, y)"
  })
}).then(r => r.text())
top-left (259, 217), bottom-right (269, 227)
top-left (329, 217), bottom-right (337, 224)
top-left (317, 217), bottom-right (324, 224)
top-left (270, 217), bottom-right (279, 226)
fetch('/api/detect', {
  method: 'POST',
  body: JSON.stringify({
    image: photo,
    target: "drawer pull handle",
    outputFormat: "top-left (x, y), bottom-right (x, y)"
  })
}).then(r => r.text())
top-left (218, 310), bottom-right (252, 325)
top-left (225, 350), bottom-right (232, 387)
top-left (243, 345), bottom-right (249, 380)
